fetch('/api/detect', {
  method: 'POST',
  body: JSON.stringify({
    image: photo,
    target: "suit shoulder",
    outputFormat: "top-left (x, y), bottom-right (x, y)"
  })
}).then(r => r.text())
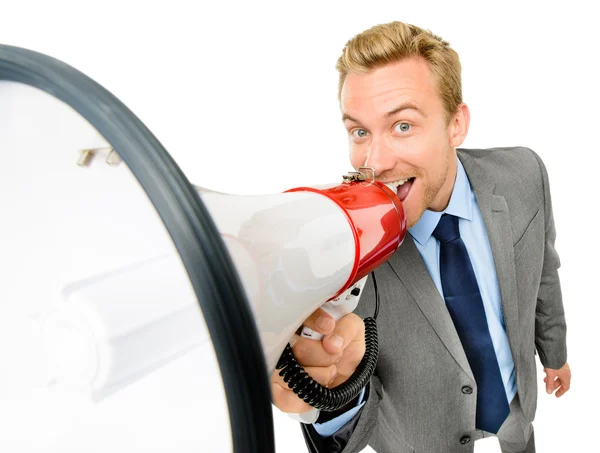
top-left (458, 146), bottom-right (547, 211)
top-left (458, 146), bottom-right (542, 177)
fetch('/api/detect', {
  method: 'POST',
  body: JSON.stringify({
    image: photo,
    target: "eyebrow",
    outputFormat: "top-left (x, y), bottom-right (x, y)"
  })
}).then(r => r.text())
top-left (385, 103), bottom-right (425, 118)
top-left (342, 102), bottom-right (425, 124)
top-left (341, 112), bottom-right (360, 123)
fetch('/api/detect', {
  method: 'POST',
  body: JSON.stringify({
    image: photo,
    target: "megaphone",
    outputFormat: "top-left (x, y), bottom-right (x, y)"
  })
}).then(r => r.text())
top-left (0, 45), bottom-right (406, 452)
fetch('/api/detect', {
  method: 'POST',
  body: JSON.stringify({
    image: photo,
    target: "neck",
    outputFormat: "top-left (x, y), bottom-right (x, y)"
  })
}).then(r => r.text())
top-left (429, 151), bottom-right (457, 212)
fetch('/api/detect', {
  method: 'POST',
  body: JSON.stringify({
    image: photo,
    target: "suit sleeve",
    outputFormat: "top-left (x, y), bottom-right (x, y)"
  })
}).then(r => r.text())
top-left (311, 387), bottom-right (367, 436)
top-left (301, 370), bottom-right (384, 452)
top-left (531, 150), bottom-right (568, 369)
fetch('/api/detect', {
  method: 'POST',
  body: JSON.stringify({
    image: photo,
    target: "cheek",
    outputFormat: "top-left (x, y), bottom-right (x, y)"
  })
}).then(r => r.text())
top-left (409, 134), bottom-right (449, 174)
top-left (389, 139), bottom-right (435, 172)
top-left (349, 145), bottom-right (365, 168)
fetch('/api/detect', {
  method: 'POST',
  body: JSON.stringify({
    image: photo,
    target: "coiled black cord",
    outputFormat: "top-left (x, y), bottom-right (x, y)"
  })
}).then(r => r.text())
top-left (275, 272), bottom-right (380, 411)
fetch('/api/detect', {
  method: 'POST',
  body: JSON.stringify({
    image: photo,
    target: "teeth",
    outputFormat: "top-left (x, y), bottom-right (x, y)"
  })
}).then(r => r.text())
top-left (384, 178), bottom-right (411, 192)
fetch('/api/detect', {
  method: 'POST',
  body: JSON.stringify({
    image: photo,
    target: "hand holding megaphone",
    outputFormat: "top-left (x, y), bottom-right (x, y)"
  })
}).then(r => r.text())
top-left (271, 308), bottom-right (366, 414)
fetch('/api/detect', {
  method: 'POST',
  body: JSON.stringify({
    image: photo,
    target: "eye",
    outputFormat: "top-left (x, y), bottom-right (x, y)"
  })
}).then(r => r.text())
top-left (351, 128), bottom-right (369, 140)
top-left (394, 122), bottom-right (412, 133)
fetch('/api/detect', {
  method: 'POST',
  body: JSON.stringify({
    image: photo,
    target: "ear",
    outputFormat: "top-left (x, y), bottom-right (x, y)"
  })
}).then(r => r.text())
top-left (448, 103), bottom-right (471, 148)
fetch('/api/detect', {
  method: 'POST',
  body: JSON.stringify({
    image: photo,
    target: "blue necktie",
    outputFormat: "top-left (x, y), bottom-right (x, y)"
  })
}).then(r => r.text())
top-left (432, 214), bottom-right (510, 434)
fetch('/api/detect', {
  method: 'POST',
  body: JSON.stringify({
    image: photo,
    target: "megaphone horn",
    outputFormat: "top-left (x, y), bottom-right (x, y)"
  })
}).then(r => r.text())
top-left (0, 44), bottom-right (407, 451)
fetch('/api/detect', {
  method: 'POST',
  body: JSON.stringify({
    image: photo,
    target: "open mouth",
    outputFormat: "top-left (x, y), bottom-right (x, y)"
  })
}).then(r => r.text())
top-left (385, 177), bottom-right (415, 202)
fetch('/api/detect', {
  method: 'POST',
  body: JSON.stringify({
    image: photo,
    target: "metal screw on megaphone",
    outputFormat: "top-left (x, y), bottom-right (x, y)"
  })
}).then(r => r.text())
top-left (341, 166), bottom-right (376, 183)
top-left (358, 166), bottom-right (376, 182)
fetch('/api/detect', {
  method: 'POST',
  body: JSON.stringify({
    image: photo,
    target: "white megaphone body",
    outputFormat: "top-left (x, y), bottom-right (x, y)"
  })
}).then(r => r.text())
top-left (201, 173), bottom-right (407, 422)
top-left (202, 174), bottom-right (407, 369)
top-left (38, 160), bottom-right (407, 409)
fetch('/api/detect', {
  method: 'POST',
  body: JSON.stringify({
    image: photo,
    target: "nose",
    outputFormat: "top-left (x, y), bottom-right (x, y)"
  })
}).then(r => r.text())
top-left (363, 136), bottom-right (396, 177)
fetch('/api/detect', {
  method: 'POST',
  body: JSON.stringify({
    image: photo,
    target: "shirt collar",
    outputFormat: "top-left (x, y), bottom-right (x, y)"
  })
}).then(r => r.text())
top-left (409, 158), bottom-right (473, 246)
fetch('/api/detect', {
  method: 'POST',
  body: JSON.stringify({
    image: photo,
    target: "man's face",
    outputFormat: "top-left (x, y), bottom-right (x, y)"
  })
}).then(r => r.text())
top-left (341, 57), bottom-right (466, 228)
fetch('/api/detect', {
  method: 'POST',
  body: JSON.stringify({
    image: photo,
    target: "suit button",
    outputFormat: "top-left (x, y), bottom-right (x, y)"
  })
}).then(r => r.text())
top-left (461, 386), bottom-right (473, 394)
top-left (460, 435), bottom-right (471, 445)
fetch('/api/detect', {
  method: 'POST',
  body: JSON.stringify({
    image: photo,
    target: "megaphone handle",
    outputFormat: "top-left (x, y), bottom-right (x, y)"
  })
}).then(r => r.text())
top-left (290, 306), bottom-right (354, 423)
top-left (288, 277), bottom-right (368, 423)
top-left (279, 316), bottom-right (378, 419)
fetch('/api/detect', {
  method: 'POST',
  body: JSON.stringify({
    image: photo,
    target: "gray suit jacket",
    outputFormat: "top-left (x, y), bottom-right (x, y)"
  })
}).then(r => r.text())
top-left (301, 147), bottom-right (567, 453)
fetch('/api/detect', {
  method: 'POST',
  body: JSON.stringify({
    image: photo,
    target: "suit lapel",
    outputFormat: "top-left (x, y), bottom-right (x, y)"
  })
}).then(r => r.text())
top-left (387, 239), bottom-right (474, 380)
top-left (387, 150), bottom-right (520, 379)
top-left (459, 152), bottom-right (520, 364)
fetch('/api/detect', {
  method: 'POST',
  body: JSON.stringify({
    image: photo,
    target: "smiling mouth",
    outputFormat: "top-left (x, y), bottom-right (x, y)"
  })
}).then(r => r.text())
top-left (384, 177), bottom-right (415, 202)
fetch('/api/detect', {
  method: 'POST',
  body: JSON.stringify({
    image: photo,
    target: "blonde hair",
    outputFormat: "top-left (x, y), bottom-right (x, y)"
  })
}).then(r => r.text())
top-left (336, 21), bottom-right (462, 120)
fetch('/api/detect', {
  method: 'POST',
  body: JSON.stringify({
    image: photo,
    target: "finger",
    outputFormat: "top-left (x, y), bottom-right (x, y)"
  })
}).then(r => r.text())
top-left (547, 378), bottom-right (558, 394)
top-left (292, 336), bottom-right (343, 367)
top-left (323, 313), bottom-right (365, 355)
top-left (545, 372), bottom-right (557, 394)
top-left (271, 382), bottom-right (313, 413)
top-left (334, 339), bottom-right (367, 378)
top-left (301, 308), bottom-right (336, 337)
top-left (555, 378), bottom-right (571, 397)
top-left (271, 365), bottom-right (337, 413)
top-left (272, 364), bottom-right (338, 390)
top-left (555, 385), bottom-right (568, 397)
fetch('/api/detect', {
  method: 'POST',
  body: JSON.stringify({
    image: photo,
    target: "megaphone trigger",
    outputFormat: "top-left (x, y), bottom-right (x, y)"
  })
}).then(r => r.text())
top-left (300, 276), bottom-right (368, 342)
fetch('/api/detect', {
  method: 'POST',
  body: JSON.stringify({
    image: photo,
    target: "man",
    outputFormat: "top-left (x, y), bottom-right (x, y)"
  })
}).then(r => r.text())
top-left (271, 21), bottom-right (570, 453)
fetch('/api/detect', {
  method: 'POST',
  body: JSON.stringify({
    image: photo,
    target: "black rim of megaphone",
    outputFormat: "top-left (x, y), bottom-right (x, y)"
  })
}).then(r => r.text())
top-left (0, 45), bottom-right (275, 453)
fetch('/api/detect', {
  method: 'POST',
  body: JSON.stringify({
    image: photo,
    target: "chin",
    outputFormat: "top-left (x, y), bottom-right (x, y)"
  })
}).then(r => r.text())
top-left (403, 198), bottom-right (426, 230)
top-left (405, 215), bottom-right (420, 230)
top-left (404, 210), bottom-right (420, 230)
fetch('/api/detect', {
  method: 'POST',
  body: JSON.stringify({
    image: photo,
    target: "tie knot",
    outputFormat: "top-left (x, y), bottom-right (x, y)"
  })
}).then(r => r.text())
top-left (432, 214), bottom-right (460, 243)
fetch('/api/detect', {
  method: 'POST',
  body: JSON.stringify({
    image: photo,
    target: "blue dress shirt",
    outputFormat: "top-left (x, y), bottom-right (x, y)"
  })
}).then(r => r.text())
top-left (314, 158), bottom-right (517, 437)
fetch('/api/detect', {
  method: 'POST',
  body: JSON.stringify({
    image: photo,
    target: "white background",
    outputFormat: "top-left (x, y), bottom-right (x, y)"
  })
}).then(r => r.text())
top-left (1, 0), bottom-right (599, 452)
